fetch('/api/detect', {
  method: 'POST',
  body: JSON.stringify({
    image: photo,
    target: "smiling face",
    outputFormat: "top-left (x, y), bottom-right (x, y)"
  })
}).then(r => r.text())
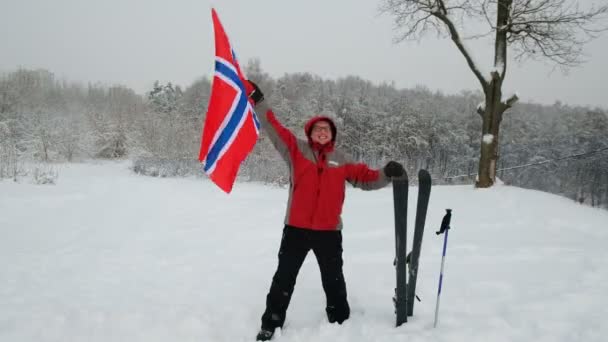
top-left (310, 120), bottom-right (333, 145)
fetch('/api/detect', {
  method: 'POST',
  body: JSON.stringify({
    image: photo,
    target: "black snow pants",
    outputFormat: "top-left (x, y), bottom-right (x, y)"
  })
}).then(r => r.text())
top-left (260, 225), bottom-right (350, 330)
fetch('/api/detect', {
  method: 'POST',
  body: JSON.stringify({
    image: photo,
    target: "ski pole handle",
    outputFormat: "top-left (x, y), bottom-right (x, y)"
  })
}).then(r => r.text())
top-left (436, 209), bottom-right (451, 235)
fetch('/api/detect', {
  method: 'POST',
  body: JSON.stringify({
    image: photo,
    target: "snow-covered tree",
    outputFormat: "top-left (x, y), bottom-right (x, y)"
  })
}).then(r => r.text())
top-left (381, 0), bottom-right (608, 187)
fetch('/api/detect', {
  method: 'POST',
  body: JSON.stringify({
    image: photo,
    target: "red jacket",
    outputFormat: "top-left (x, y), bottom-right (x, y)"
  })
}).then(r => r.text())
top-left (255, 101), bottom-right (389, 231)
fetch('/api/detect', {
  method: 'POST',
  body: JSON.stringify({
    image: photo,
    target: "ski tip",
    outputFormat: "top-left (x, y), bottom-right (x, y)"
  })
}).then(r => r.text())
top-left (418, 169), bottom-right (431, 182)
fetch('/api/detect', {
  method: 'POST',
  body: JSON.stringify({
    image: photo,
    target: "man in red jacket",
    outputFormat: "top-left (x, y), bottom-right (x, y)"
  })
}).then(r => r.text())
top-left (246, 81), bottom-right (405, 341)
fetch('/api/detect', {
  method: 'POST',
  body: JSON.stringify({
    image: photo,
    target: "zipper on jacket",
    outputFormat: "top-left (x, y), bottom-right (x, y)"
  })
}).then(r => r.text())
top-left (309, 166), bottom-right (323, 225)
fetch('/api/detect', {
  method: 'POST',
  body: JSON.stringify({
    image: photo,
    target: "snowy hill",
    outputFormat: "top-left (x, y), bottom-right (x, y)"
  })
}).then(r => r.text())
top-left (1, 162), bottom-right (607, 342)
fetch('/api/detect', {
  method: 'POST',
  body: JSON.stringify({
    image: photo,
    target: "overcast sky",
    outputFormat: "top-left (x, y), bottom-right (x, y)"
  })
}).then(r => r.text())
top-left (1, 0), bottom-right (607, 108)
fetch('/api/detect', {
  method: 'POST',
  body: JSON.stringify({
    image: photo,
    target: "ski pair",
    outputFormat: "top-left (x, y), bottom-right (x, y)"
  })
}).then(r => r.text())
top-left (393, 169), bottom-right (432, 327)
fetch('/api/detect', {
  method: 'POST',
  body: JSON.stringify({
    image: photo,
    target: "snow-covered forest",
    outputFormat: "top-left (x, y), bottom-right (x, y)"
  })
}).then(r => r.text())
top-left (1, 64), bottom-right (606, 208)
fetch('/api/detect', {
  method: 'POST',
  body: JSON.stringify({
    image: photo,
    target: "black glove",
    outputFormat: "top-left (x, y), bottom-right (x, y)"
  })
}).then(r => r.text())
top-left (384, 161), bottom-right (405, 178)
top-left (246, 80), bottom-right (264, 105)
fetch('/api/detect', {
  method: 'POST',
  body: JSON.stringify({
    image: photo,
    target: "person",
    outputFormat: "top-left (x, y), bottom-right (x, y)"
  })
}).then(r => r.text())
top-left (245, 81), bottom-right (405, 341)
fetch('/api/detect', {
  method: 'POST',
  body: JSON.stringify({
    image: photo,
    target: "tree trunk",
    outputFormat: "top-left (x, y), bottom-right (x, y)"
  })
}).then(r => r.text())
top-left (476, 0), bottom-right (513, 188)
top-left (477, 74), bottom-right (505, 188)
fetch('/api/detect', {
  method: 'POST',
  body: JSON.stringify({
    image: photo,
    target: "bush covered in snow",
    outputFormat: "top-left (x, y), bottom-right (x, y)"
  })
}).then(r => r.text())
top-left (132, 157), bottom-right (203, 178)
top-left (31, 164), bottom-right (58, 185)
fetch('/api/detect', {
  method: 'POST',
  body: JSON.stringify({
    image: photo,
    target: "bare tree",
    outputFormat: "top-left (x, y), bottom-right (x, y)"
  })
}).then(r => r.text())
top-left (380, 0), bottom-right (608, 187)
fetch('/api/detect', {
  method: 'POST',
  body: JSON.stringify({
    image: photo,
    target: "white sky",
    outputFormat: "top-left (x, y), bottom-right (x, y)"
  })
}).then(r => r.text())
top-left (1, 0), bottom-right (607, 108)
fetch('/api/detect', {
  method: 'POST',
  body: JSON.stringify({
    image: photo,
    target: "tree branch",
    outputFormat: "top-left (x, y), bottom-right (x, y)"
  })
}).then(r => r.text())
top-left (507, 0), bottom-right (608, 66)
top-left (434, 0), bottom-right (490, 90)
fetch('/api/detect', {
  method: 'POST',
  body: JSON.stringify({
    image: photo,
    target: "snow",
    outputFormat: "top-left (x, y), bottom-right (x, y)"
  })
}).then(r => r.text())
top-left (494, 45), bottom-right (505, 74)
top-left (491, 65), bottom-right (503, 75)
top-left (1, 162), bottom-right (608, 342)
top-left (483, 134), bottom-right (494, 144)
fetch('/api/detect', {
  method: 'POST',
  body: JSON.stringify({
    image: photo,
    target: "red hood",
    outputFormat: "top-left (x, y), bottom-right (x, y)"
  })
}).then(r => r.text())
top-left (304, 116), bottom-right (337, 144)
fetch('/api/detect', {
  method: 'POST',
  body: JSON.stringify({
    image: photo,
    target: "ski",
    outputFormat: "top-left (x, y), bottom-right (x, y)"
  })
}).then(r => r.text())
top-left (406, 169), bottom-right (432, 317)
top-left (392, 172), bottom-right (409, 326)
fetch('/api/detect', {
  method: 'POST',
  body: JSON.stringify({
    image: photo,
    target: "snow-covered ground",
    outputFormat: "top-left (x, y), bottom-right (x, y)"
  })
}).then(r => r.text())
top-left (1, 162), bottom-right (607, 342)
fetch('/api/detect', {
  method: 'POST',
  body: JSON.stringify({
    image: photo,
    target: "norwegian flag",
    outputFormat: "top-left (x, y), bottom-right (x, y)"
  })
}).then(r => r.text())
top-left (198, 9), bottom-right (260, 193)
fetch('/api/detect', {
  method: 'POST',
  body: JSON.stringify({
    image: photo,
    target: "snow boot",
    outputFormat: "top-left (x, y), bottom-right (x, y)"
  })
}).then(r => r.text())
top-left (256, 328), bottom-right (275, 341)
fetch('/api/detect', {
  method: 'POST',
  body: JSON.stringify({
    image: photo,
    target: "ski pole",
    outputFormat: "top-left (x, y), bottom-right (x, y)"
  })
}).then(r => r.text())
top-left (433, 209), bottom-right (452, 328)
